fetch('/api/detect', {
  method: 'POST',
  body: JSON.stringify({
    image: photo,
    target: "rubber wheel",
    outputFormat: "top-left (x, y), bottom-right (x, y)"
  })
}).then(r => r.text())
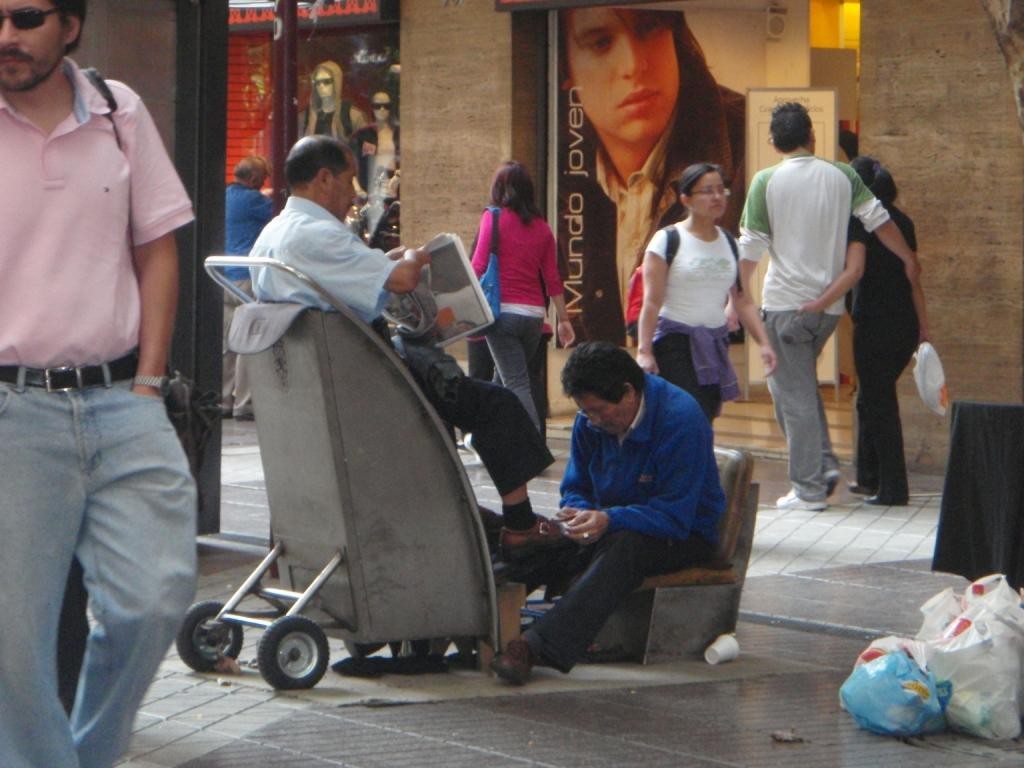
top-left (257, 615), bottom-right (329, 690)
top-left (175, 600), bottom-right (244, 673)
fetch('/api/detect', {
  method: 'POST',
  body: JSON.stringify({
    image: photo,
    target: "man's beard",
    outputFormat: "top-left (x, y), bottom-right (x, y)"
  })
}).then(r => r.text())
top-left (0, 48), bottom-right (64, 94)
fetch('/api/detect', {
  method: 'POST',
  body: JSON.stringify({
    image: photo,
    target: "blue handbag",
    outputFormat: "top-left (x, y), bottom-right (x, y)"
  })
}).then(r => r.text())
top-left (478, 206), bottom-right (501, 321)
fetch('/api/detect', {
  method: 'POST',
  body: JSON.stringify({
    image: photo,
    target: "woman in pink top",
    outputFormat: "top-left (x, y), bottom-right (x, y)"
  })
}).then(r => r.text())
top-left (472, 162), bottom-right (575, 431)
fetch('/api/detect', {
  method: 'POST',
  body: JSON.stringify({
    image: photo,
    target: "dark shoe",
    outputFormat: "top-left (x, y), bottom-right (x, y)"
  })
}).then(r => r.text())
top-left (847, 483), bottom-right (877, 496)
top-left (499, 517), bottom-right (566, 554)
top-left (825, 469), bottom-right (841, 497)
top-left (490, 638), bottom-right (534, 685)
top-left (865, 495), bottom-right (908, 507)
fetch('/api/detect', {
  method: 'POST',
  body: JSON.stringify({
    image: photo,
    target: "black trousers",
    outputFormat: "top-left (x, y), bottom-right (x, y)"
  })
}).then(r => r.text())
top-left (399, 340), bottom-right (553, 496)
top-left (853, 315), bottom-right (919, 503)
top-left (653, 332), bottom-right (720, 423)
top-left (525, 530), bottom-right (714, 672)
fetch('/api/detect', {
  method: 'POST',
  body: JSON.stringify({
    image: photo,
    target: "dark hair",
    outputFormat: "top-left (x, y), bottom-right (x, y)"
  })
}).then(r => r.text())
top-left (561, 342), bottom-right (645, 403)
top-left (53, 0), bottom-right (86, 53)
top-left (770, 102), bottom-right (812, 153)
top-left (490, 161), bottom-right (542, 225)
top-left (851, 155), bottom-right (898, 207)
top-left (285, 136), bottom-right (352, 187)
top-left (838, 129), bottom-right (859, 161)
top-left (672, 162), bottom-right (724, 197)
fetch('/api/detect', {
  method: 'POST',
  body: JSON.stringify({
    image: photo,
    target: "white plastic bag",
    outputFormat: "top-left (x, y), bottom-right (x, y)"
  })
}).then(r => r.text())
top-left (916, 587), bottom-right (963, 641)
top-left (927, 606), bottom-right (1024, 739)
top-left (855, 635), bottom-right (930, 671)
top-left (913, 342), bottom-right (948, 416)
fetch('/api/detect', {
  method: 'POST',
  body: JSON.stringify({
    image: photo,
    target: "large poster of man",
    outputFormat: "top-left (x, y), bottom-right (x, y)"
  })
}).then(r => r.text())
top-left (557, 7), bottom-right (745, 344)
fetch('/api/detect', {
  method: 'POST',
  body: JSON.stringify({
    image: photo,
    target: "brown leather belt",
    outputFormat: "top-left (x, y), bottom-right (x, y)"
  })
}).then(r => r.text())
top-left (0, 351), bottom-right (138, 392)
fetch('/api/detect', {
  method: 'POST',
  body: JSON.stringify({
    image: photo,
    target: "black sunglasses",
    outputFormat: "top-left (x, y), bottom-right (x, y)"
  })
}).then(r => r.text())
top-left (0, 7), bottom-right (59, 30)
top-left (372, 102), bottom-right (390, 109)
top-left (312, 77), bottom-right (332, 86)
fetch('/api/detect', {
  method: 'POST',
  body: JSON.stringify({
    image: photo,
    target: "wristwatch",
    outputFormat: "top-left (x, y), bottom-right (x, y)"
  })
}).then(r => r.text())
top-left (133, 375), bottom-right (170, 396)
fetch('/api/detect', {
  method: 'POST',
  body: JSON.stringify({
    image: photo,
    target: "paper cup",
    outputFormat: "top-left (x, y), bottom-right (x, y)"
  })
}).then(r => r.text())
top-left (704, 633), bottom-right (739, 665)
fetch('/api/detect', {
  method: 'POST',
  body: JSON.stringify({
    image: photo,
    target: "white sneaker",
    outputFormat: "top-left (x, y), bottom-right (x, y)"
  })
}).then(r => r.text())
top-left (776, 490), bottom-right (827, 511)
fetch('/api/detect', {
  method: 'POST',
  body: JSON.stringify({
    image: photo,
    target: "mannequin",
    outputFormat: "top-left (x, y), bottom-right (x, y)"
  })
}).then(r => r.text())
top-left (302, 60), bottom-right (367, 141)
top-left (351, 90), bottom-right (400, 195)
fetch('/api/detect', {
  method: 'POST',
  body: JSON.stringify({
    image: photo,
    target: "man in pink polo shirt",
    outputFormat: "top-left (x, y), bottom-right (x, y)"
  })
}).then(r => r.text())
top-left (0, 2), bottom-right (197, 766)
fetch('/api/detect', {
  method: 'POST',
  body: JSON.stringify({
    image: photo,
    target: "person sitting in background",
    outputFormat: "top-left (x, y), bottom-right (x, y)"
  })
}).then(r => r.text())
top-left (250, 136), bottom-right (565, 553)
top-left (223, 155), bottom-right (272, 420)
top-left (491, 342), bottom-right (724, 684)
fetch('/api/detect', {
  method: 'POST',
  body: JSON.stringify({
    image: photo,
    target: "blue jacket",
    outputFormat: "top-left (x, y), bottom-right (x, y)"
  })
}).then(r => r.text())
top-left (560, 374), bottom-right (725, 544)
top-left (225, 183), bottom-right (273, 280)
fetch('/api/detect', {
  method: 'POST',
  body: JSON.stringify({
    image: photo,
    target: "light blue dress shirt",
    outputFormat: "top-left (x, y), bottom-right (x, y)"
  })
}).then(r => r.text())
top-left (251, 196), bottom-right (397, 323)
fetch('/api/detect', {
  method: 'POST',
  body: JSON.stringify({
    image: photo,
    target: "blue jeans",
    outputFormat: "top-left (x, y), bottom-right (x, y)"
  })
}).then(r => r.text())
top-left (0, 382), bottom-right (197, 768)
top-left (486, 312), bottom-right (544, 432)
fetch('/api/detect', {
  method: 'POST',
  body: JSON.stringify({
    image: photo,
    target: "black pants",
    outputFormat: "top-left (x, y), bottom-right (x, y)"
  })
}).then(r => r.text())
top-left (525, 530), bottom-right (714, 672)
top-left (399, 340), bottom-right (553, 496)
top-left (653, 333), bottom-right (720, 423)
top-left (853, 315), bottom-right (918, 503)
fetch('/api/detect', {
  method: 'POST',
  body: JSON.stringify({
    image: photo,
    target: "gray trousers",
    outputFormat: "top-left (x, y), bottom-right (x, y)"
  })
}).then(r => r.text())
top-left (222, 279), bottom-right (252, 416)
top-left (764, 310), bottom-right (840, 500)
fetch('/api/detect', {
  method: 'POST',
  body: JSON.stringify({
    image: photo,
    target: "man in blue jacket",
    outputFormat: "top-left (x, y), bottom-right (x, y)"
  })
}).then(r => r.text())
top-left (492, 342), bottom-right (725, 684)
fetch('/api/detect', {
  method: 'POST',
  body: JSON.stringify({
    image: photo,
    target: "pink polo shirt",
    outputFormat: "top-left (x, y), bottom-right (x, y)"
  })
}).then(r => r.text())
top-left (0, 60), bottom-right (194, 368)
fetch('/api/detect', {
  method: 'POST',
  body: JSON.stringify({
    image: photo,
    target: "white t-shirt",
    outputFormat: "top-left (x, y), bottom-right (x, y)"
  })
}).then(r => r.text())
top-left (645, 224), bottom-right (735, 328)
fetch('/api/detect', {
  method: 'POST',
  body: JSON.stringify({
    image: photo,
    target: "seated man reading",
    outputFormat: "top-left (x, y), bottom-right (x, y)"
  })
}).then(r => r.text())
top-left (250, 135), bottom-right (562, 552)
top-left (491, 342), bottom-right (725, 684)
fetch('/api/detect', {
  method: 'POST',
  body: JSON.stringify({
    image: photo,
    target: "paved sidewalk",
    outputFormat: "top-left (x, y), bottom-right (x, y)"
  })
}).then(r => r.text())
top-left (111, 422), bottom-right (1023, 767)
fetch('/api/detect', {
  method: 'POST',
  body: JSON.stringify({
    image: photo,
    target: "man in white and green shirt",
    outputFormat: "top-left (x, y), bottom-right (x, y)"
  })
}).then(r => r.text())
top-left (738, 102), bottom-right (921, 511)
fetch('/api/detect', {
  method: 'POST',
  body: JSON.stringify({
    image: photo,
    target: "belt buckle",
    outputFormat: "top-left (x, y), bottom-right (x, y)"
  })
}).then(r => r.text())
top-left (44, 366), bottom-right (83, 392)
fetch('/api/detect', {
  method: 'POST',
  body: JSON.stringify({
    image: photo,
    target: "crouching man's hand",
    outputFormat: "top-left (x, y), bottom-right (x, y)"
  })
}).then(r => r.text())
top-left (557, 507), bottom-right (610, 544)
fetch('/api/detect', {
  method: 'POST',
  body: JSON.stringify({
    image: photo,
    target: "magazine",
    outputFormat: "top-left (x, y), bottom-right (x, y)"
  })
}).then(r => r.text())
top-left (382, 233), bottom-right (494, 347)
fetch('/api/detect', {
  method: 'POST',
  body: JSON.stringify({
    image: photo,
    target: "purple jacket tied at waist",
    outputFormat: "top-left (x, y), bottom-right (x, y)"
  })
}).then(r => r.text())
top-left (653, 318), bottom-right (739, 405)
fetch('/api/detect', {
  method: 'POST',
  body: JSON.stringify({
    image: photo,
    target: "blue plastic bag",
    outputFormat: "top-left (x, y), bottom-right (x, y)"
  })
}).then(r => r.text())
top-left (840, 652), bottom-right (948, 736)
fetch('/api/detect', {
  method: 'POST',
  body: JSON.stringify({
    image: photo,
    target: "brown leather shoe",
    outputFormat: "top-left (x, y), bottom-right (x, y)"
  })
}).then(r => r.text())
top-left (499, 517), bottom-right (566, 554)
top-left (490, 638), bottom-right (534, 685)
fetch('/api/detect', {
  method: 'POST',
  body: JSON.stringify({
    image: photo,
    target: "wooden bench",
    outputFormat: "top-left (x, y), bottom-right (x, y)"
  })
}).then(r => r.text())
top-left (590, 446), bottom-right (759, 664)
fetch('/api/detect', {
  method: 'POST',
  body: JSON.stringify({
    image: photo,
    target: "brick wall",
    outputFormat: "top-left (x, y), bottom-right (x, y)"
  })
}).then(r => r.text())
top-left (860, 0), bottom-right (1024, 471)
top-left (399, 0), bottom-right (514, 249)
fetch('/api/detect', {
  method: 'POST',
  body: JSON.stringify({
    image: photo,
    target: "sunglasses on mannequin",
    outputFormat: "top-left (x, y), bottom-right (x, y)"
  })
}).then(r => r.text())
top-left (313, 77), bottom-right (332, 86)
top-left (372, 102), bottom-right (390, 110)
top-left (0, 7), bottom-right (59, 30)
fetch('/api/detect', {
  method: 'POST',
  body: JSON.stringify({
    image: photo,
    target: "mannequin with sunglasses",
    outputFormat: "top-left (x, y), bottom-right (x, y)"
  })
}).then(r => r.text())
top-left (350, 90), bottom-right (399, 196)
top-left (302, 59), bottom-right (366, 142)
top-left (0, 1), bottom-right (197, 766)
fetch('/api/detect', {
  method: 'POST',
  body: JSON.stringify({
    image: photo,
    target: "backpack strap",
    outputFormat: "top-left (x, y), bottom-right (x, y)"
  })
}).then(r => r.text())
top-left (82, 67), bottom-right (123, 150)
top-left (662, 225), bottom-right (680, 267)
top-left (721, 228), bottom-right (742, 292)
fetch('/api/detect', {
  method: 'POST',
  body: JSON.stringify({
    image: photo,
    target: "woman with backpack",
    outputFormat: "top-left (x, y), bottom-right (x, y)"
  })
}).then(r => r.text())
top-left (636, 163), bottom-right (776, 422)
